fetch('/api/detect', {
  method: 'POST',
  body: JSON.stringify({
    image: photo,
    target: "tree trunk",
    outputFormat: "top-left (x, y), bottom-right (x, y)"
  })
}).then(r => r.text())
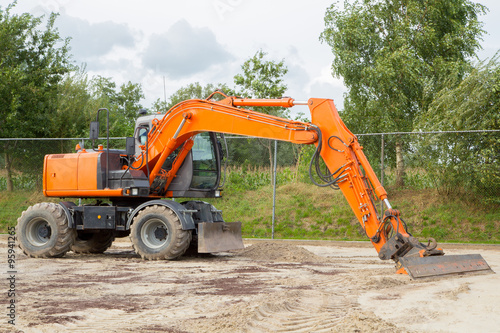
top-left (257, 138), bottom-right (274, 179)
top-left (395, 138), bottom-right (405, 187)
top-left (267, 141), bottom-right (273, 179)
top-left (5, 153), bottom-right (14, 192)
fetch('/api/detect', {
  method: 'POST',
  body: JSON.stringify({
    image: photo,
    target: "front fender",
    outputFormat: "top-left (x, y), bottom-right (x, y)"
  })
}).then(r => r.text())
top-left (59, 201), bottom-right (76, 228)
top-left (126, 200), bottom-right (195, 231)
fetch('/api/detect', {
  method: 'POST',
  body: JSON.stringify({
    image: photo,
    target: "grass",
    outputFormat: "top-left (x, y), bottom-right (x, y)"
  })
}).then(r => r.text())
top-left (203, 183), bottom-right (361, 240)
top-left (1, 183), bottom-right (499, 244)
top-left (387, 188), bottom-right (500, 243)
top-left (0, 191), bottom-right (57, 228)
top-left (204, 183), bottom-right (500, 243)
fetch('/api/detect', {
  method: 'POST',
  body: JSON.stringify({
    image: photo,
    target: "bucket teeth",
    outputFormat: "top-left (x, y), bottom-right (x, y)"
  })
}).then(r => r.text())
top-left (399, 254), bottom-right (493, 279)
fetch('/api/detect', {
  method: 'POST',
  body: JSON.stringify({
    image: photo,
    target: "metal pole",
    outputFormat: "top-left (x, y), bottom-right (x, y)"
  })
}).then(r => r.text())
top-left (380, 134), bottom-right (385, 186)
top-left (272, 140), bottom-right (278, 239)
top-left (380, 134), bottom-right (385, 213)
top-left (106, 110), bottom-right (110, 189)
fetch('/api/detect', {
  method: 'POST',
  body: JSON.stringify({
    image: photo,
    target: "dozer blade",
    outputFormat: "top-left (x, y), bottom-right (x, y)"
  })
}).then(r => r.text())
top-left (197, 222), bottom-right (245, 253)
top-left (399, 254), bottom-right (493, 279)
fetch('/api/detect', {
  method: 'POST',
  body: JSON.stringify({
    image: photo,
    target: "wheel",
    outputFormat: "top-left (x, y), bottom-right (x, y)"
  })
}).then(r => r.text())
top-left (184, 233), bottom-right (199, 256)
top-left (183, 233), bottom-right (213, 257)
top-left (71, 230), bottom-right (115, 254)
top-left (130, 205), bottom-right (191, 260)
top-left (16, 203), bottom-right (76, 258)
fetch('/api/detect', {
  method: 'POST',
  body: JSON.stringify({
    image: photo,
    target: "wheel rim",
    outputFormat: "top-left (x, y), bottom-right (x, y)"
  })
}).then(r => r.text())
top-left (141, 218), bottom-right (170, 249)
top-left (26, 218), bottom-right (52, 246)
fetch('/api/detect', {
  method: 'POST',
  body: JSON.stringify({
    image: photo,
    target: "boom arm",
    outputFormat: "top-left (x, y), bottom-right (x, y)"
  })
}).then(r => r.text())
top-left (133, 93), bottom-right (491, 277)
top-left (134, 96), bottom-right (318, 185)
top-left (134, 95), bottom-right (402, 251)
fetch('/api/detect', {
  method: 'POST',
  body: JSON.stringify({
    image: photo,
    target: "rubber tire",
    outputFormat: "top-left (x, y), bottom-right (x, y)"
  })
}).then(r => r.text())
top-left (183, 233), bottom-right (213, 257)
top-left (130, 205), bottom-right (191, 260)
top-left (184, 233), bottom-right (199, 256)
top-left (16, 203), bottom-right (75, 258)
top-left (71, 230), bottom-right (115, 254)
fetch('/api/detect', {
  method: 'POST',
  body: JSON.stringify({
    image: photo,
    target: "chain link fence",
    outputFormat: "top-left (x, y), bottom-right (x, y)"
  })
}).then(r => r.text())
top-left (1, 130), bottom-right (499, 196)
top-left (221, 130), bottom-right (499, 201)
top-left (1, 130), bottom-right (499, 235)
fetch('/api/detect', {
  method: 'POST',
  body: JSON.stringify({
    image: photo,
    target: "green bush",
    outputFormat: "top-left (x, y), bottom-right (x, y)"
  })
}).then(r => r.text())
top-left (226, 165), bottom-right (296, 191)
top-left (0, 174), bottom-right (40, 191)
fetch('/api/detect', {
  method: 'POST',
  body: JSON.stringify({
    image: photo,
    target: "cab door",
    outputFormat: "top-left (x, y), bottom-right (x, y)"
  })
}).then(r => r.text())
top-left (166, 132), bottom-right (222, 197)
top-left (189, 132), bottom-right (220, 190)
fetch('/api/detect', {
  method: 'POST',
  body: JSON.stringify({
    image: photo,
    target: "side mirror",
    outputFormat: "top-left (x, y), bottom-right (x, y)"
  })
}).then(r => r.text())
top-left (90, 121), bottom-right (100, 141)
top-left (125, 137), bottom-right (135, 156)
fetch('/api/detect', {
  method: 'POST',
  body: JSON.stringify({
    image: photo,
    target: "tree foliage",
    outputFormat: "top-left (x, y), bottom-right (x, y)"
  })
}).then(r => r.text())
top-left (152, 82), bottom-right (233, 113)
top-left (417, 55), bottom-right (499, 132)
top-left (90, 77), bottom-right (144, 137)
top-left (0, 3), bottom-right (73, 190)
top-left (414, 55), bottom-right (500, 202)
top-left (52, 71), bottom-right (144, 139)
top-left (320, 0), bottom-right (487, 186)
top-left (159, 52), bottom-right (295, 170)
top-left (0, 4), bottom-right (73, 138)
top-left (0, 2), bottom-right (144, 190)
top-left (235, 50), bottom-right (288, 99)
top-left (232, 50), bottom-right (294, 170)
top-left (52, 68), bottom-right (96, 139)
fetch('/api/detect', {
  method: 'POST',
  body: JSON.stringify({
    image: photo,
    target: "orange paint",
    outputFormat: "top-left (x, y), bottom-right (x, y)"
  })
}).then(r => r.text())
top-left (43, 94), bottom-right (403, 256)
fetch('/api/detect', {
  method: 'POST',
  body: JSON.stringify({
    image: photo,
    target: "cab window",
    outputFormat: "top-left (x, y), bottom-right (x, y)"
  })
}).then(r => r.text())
top-left (138, 126), bottom-right (149, 145)
top-left (190, 132), bottom-right (218, 189)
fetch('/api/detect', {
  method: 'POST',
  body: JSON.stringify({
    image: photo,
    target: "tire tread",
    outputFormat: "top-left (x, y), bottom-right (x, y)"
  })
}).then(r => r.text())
top-left (130, 205), bottom-right (191, 260)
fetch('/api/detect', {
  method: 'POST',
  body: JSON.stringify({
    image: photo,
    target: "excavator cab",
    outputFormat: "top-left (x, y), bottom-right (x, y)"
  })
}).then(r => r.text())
top-left (159, 132), bottom-right (222, 196)
top-left (134, 114), bottom-right (223, 198)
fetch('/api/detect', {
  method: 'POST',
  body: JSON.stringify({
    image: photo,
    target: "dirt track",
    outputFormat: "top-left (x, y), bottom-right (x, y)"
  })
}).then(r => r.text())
top-left (1, 237), bottom-right (499, 333)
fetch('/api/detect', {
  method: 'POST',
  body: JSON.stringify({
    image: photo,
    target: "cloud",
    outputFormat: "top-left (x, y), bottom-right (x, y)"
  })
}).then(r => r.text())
top-left (285, 64), bottom-right (310, 95)
top-left (305, 66), bottom-right (346, 109)
top-left (142, 20), bottom-right (234, 79)
top-left (55, 14), bottom-right (136, 60)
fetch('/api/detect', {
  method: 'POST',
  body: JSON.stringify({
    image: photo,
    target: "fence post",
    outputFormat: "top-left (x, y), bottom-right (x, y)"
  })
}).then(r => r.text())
top-left (380, 134), bottom-right (385, 214)
top-left (272, 140), bottom-right (278, 239)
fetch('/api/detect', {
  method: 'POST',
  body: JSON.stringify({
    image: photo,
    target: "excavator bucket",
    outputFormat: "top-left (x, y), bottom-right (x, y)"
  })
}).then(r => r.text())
top-left (379, 232), bottom-right (493, 279)
top-left (197, 222), bottom-right (245, 253)
top-left (398, 253), bottom-right (493, 279)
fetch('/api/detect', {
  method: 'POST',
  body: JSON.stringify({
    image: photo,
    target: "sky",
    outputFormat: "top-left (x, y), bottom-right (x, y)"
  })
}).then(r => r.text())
top-left (7, 0), bottom-right (500, 116)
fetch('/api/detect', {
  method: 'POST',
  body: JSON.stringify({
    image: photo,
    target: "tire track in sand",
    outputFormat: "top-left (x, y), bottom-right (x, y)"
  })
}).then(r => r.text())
top-left (246, 274), bottom-right (358, 333)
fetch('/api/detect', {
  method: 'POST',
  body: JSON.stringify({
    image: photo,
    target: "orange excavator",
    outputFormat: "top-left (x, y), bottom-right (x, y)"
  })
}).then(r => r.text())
top-left (17, 92), bottom-right (492, 278)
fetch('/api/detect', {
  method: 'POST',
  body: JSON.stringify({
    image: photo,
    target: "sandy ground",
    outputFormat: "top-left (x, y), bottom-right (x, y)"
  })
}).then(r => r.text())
top-left (1, 236), bottom-right (499, 333)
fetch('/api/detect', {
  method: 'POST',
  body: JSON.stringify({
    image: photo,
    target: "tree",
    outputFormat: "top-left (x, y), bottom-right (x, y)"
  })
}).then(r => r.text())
top-left (115, 81), bottom-right (145, 135)
top-left (48, 69), bottom-right (144, 143)
top-left (415, 55), bottom-right (500, 202)
top-left (235, 50), bottom-right (288, 103)
top-left (234, 50), bottom-right (289, 171)
top-left (152, 82), bottom-right (233, 114)
top-left (157, 53), bottom-right (292, 171)
top-left (89, 76), bottom-right (144, 137)
top-left (0, 3), bottom-right (72, 191)
top-left (52, 68), bottom-right (95, 139)
top-left (320, 0), bottom-right (487, 187)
